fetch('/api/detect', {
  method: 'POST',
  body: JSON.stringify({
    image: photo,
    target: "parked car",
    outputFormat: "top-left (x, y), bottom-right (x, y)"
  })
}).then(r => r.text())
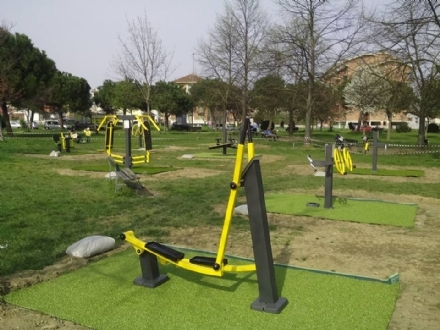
top-left (74, 121), bottom-right (98, 131)
top-left (10, 120), bottom-right (21, 129)
top-left (63, 119), bottom-right (76, 130)
top-left (170, 122), bottom-right (190, 131)
top-left (44, 120), bottom-right (62, 130)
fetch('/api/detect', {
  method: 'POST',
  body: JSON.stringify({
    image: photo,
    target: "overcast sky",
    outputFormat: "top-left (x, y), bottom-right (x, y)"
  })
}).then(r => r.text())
top-left (1, 0), bottom-right (386, 89)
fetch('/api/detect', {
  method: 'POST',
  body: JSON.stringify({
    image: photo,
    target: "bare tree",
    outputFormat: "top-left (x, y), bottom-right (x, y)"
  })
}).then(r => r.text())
top-left (271, 0), bottom-right (366, 143)
top-left (228, 0), bottom-right (270, 124)
top-left (368, 0), bottom-right (440, 144)
top-left (113, 12), bottom-right (173, 114)
top-left (199, 0), bottom-right (269, 125)
top-left (426, 0), bottom-right (440, 28)
top-left (197, 5), bottom-right (240, 140)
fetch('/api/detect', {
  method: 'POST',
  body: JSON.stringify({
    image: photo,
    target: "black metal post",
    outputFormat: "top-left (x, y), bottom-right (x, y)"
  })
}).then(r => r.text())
top-left (133, 251), bottom-right (169, 288)
top-left (372, 131), bottom-right (378, 172)
top-left (324, 144), bottom-right (333, 209)
top-left (242, 158), bottom-right (288, 314)
top-left (371, 131), bottom-right (386, 172)
top-left (65, 134), bottom-right (71, 153)
top-left (311, 144), bottom-right (334, 209)
top-left (125, 125), bottom-right (132, 168)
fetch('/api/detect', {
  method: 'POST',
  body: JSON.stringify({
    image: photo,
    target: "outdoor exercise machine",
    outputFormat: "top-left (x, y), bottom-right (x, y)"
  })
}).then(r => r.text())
top-left (208, 133), bottom-right (237, 155)
top-left (98, 115), bottom-right (160, 168)
top-left (307, 140), bottom-right (356, 208)
top-left (333, 135), bottom-right (354, 175)
top-left (307, 144), bottom-right (334, 209)
top-left (52, 133), bottom-right (72, 153)
top-left (370, 130), bottom-right (386, 172)
top-left (121, 118), bottom-right (288, 314)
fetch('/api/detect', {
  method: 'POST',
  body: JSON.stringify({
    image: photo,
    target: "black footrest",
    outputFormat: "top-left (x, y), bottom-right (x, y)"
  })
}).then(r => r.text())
top-left (145, 242), bottom-right (184, 263)
top-left (189, 256), bottom-right (228, 266)
top-left (209, 143), bottom-right (233, 150)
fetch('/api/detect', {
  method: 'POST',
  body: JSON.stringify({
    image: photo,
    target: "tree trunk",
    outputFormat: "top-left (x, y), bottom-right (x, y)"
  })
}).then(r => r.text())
top-left (164, 112), bottom-right (170, 130)
top-left (1, 101), bottom-right (12, 133)
top-left (305, 79), bottom-right (313, 144)
top-left (386, 113), bottom-right (392, 141)
top-left (58, 110), bottom-right (64, 129)
top-left (222, 105), bottom-right (227, 144)
top-left (418, 116), bottom-right (426, 145)
top-left (241, 88), bottom-right (248, 126)
top-left (288, 109), bottom-right (294, 137)
top-left (357, 111), bottom-right (363, 132)
top-left (305, 9), bottom-right (316, 145)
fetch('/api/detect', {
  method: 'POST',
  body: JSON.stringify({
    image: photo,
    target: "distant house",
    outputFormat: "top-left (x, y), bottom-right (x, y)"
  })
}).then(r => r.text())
top-left (323, 52), bottom-right (415, 130)
top-left (174, 74), bottom-right (202, 94)
top-left (173, 74), bottom-right (209, 126)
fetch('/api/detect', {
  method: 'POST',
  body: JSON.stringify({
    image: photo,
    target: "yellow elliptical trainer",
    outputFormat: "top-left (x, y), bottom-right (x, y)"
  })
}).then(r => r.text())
top-left (122, 121), bottom-right (255, 276)
top-left (121, 118), bottom-right (288, 314)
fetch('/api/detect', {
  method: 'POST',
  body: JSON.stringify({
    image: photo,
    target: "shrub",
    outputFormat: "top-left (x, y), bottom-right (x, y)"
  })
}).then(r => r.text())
top-left (427, 123), bottom-right (439, 133)
top-left (395, 122), bottom-right (412, 133)
top-left (20, 119), bottom-right (28, 129)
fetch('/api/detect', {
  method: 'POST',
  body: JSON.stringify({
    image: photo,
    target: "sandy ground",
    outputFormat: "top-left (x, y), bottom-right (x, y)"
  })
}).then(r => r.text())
top-left (1, 155), bottom-right (440, 329)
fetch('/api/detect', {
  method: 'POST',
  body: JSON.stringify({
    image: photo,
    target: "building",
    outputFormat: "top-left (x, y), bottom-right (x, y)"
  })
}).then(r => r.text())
top-left (323, 52), bottom-right (418, 129)
top-left (173, 74), bottom-right (207, 126)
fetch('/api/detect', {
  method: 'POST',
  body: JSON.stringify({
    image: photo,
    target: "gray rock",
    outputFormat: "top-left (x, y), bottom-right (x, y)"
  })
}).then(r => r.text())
top-left (106, 172), bottom-right (118, 179)
top-left (49, 151), bottom-right (61, 157)
top-left (234, 204), bottom-right (248, 216)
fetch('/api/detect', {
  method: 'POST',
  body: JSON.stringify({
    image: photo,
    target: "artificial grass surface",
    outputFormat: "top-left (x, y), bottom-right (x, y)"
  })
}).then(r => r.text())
top-left (350, 168), bottom-right (424, 177)
top-left (265, 194), bottom-right (417, 227)
top-left (6, 249), bottom-right (398, 330)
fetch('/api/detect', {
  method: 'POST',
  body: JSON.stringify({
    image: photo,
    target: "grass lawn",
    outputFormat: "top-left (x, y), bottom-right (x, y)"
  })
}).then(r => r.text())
top-left (0, 129), bottom-right (437, 329)
top-left (350, 167), bottom-right (425, 177)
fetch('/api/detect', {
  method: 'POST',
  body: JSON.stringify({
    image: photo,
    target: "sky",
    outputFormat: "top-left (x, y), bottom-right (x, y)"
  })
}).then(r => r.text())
top-left (1, 0), bottom-right (385, 89)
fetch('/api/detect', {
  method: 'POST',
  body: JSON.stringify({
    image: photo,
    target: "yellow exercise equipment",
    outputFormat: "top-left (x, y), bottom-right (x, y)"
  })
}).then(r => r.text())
top-left (121, 117), bottom-right (288, 313)
top-left (333, 147), bottom-right (346, 175)
top-left (98, 114), bottom-right (160, 168)
top-left (123, 125), bottom-right (256, 277)
top-left (342, 147), bottom-right (353, 172)
top-left (333, 144), bottom-right (354, 175)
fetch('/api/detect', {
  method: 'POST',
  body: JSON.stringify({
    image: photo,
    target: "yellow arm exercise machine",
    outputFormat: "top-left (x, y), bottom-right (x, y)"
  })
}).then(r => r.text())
top-left (98, 115), bottom-right (160, 168)
top-left (333, 141), bottom-right (354, 175)
top-left (121, 118), bottom-right (288, 314)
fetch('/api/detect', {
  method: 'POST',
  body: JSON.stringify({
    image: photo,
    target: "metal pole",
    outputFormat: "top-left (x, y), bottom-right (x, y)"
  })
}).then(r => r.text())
top-left (372, 130), bottom-right (378, 172)
top-left (243, 158), bottom-right (288, 314)
top-left (125, 122), bottom-right (132, 168)
top-left (324, 144), bottom-right (333, 209)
